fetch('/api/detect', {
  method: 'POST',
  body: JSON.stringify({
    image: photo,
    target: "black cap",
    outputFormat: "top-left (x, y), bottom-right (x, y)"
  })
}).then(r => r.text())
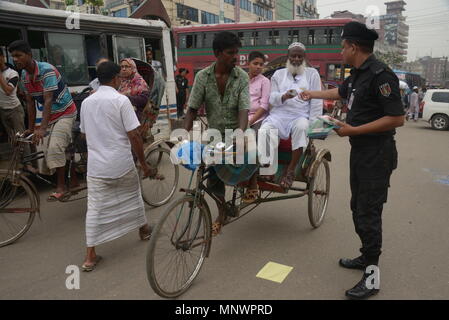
top-left (341, 21), bottom-right (379, 41)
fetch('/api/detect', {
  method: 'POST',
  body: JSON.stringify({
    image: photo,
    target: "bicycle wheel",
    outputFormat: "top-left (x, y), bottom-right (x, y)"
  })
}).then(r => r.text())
top-left (0, 174), bottom-right (38, 247)
top-left (141, 147), bottom-right (179, 207)
top-left (308, 159), bottom-right (330, 228)
top-left (147, 196), bottom-right (212, 298)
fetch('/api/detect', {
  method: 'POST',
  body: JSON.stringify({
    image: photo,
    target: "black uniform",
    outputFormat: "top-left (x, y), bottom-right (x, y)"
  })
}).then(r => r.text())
top-left (175, 74), bottom-right (189, 118)
top-left (338, 55), bottom-right (404, 266)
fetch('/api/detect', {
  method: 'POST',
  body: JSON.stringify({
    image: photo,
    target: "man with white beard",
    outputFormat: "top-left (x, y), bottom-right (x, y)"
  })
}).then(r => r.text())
top-left (259, 42), bottom-right (322, 189)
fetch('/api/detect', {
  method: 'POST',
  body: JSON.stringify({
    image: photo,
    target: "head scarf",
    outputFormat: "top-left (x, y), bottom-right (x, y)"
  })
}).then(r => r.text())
top-left (118, 58), bottom-right (149, 96)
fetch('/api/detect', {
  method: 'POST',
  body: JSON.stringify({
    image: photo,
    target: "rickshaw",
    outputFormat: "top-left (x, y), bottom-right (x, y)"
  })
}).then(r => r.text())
top-left (145, 120), bottom-right (334, 298)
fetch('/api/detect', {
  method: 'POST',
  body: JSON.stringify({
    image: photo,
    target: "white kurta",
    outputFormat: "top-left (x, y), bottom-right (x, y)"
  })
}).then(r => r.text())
top-left (261, 67), bottom-right (322, 150)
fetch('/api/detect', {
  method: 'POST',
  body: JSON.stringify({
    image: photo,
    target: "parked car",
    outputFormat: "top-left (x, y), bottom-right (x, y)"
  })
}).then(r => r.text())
top-left (421, 89), bottom-right (449, 130)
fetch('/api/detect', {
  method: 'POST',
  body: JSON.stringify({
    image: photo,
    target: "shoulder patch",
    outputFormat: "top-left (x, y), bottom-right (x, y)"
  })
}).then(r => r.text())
top-left (379, 83), bottom-right (392, 97)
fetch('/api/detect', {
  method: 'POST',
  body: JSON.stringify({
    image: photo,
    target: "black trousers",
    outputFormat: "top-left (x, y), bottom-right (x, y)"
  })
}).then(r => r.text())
top-left (176, 93), bottom-right (186, 118)
top-left (349, 137), bottom-right (398, 266)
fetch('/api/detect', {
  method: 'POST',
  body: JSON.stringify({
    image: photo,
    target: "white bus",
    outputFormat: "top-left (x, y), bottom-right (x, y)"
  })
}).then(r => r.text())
top-left (0, 1), bottom-right (177, 134)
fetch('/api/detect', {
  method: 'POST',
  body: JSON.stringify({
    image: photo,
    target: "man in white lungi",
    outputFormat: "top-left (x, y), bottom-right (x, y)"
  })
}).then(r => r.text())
top-left (80, 61), bottom-right (153, 271)
top-left (408, 86), bottom-right (419, 122)
top-left (260, 42), bottom-right (322, 189)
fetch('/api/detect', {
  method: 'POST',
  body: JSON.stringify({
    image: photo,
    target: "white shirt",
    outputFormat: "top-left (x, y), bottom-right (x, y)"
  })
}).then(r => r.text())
top-left (80, 85), bottom-right (140, 179)
top-left (0, 67), bottom-right (21, 110)
top-left (265, 67), bottom-right (322, 139)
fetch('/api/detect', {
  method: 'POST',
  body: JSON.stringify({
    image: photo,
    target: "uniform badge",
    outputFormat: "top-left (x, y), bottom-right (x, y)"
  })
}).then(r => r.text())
top-left (379, 83), bottom-right (392, 97)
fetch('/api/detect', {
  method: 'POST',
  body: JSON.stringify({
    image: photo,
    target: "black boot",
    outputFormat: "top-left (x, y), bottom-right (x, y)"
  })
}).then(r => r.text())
top-left (339, 256), bottom-right (366, 270)
top-left (345, 271), bottom-right (380, 300)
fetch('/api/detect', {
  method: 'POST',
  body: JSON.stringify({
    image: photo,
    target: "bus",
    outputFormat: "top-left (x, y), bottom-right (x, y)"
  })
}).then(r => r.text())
top-left (0, 1), bottom-right (177, 130)
top-left (173, 19), bottom-right (352, 86)
top-left (394, 70), bottom-right (426, 90)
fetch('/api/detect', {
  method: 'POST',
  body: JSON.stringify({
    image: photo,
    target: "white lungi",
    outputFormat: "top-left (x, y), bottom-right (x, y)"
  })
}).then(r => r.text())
top-left (260, 117), bottom-right (309, 151)
top-left (86, 168), bottom-right (147, 247)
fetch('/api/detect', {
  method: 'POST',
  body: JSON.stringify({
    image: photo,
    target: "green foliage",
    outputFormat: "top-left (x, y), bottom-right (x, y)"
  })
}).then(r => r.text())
top-left (65, 0), bottom-right (74, 5)
top-left (375, 50), bottom-right (406, 69)
top-left (85, 0), bottom-right (104, 7)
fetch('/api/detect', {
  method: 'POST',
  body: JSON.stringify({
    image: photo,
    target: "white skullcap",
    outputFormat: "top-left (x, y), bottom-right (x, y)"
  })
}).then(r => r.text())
top-left (288, 42), bottom-right (306, 51)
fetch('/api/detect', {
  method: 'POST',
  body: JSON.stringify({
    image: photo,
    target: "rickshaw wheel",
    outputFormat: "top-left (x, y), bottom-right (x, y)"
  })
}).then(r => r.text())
top-left (308, 159), bottom-right (330, 228)
top-left (146, 196), bottom-right (212, 298)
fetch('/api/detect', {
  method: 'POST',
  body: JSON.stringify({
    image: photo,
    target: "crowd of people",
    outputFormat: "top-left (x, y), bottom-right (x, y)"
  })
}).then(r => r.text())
top-left (1, 20), bottom-right (406, 299)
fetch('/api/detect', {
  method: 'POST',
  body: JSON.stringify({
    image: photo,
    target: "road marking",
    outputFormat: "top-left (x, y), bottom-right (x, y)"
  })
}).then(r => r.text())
top-left (256, 261), bottom-right (293, 284)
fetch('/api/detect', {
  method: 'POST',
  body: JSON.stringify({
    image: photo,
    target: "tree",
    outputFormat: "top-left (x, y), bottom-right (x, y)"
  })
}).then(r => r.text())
top-left (375, 50), bottom-right (406, 69)
top-left (84, 0), bottom-right (104, 14)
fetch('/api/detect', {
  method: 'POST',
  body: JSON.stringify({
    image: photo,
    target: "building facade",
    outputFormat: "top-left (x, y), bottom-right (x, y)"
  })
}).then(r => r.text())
top-left (104, 0), bottom-right (275, 26)
top-left (380, 1), bottom-right (409, 58)
top-left (276, 0), bottom-right (318, 21)
top-left (419, 56), bottom-right (448, 88)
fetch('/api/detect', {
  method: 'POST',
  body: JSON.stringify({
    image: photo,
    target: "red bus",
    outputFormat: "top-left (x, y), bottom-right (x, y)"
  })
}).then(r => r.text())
top-left (173, 19), bottom-right (352, 86)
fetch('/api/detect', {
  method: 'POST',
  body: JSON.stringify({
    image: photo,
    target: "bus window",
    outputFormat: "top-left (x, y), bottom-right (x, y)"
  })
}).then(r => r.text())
top-left (259, 30), bottom-right (270, 45)
top-left (204, 32), bottom-right (215, 48)
top-left (289, 29), bottom-right (307, 44)
top-left (186, 34), bottom-right (194, 48)
top-left (85, 35), bottom-right (102, 81)
top-left (113, 35), bottom-right (145, 61)
top-left (251, 31), bottom-right (258, 46)
top-left (279, 29), bottom-right (289, 45)
top-left (27, 30), bottom-right (47, 62)
top-left (308, 29), bottom-right (315, 45)
top-left (47, 32), bottom-right (88, 85)
top-left (179, 35), bottom-right (187, 49)
top-left (331, 27), bottom-right (343, 45)
top-left (238, 31), bottom-right (252, 46)
top-left (315, 28), bottom-right (328, 45)
top-left (270, 30), bottom-right (280, 45)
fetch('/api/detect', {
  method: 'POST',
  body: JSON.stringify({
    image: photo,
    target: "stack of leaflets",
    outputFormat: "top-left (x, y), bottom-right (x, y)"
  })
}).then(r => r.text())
top-left (307, 115), bottom-right (341, 139)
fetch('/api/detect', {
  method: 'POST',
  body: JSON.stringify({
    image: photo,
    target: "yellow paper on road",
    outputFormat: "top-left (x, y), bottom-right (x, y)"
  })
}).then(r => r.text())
top-left (256, 262), bottom-right (293, 283)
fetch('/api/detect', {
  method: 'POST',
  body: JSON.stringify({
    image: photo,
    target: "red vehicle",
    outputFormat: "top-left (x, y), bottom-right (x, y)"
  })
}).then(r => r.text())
top-left (173, 19), bottom-right (352, 85)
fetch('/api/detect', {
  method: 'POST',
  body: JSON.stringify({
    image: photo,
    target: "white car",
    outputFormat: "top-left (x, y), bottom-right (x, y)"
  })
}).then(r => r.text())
top-left (422, 89), bottom-right (449, 130)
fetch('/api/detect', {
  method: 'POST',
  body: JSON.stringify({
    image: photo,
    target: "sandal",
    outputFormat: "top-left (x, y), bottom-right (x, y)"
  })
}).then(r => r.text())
top-left (242, 188), bottom-right (259, 204)
top-left (81, 255), bottom-right (102, 272)
top-left (139, 225), bottom-right (152, 240)
top-left (280, 170), bottom-right (295, 190)
top-left (47, 191), bottom-right (70, 202)
top-left (211, 222), bottom-right (223, 237)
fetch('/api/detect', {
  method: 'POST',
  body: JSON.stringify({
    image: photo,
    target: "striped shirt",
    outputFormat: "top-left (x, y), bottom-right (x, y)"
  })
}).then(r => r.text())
top-left (21, 60), bottom-right (76, 124)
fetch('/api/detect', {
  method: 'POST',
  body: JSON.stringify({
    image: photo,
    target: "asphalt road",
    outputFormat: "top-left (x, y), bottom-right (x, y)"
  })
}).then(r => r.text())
top-left (1, 120), bottom-right (448, 300)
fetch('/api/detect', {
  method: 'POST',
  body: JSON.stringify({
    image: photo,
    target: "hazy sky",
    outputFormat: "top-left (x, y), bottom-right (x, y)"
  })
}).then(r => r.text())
top-left (317, 0), bottom-right (449, 61)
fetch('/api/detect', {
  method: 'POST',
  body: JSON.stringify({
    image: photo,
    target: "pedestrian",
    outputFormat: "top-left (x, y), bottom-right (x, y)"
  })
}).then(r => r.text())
top-left (175, 68), bottom-right (189, 119)
top-left (260, 42), bottom-right (322, 190)
top-left (301, 21), bottom-right (405, 299)
top-left (145, 46), bottom-right (163, 76)
top-left (0, 47), bottom-right (31, 161)
top-left (79, 61), bottom-right (153, 271)
top-left (408, 86), bottom-right (419, 122)
top-left (9, 40), bottom-right (79, 200)
top-left (184, 31), bottom-right (250, 236)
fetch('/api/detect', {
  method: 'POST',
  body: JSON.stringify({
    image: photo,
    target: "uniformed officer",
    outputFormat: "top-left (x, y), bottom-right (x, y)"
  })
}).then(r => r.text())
top-left (301, 21), bottom-right (405, 299)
